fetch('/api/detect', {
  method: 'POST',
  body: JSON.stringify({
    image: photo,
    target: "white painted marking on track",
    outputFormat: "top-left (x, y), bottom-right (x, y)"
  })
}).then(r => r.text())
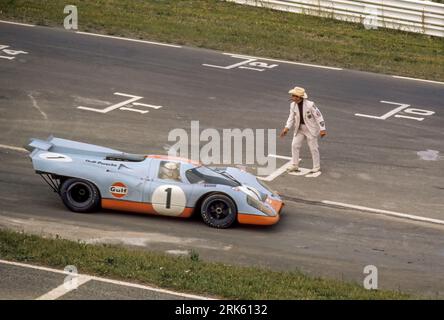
top-left (0, 144), bottom-right (28, 153)
top-left (258, 160), bottom-right (293, 181)
top-left (257, 153), bottom-right (292, 181)
top-left (267, 154), bottom-right (291, 161)
top-left (258, 154), bottom-right (317, 181)
top-left (28, 93), bottom-right (48, 120)
top-left (75, 31), bottom-right (182, 48)
top-left (77, 92), bottom-right (164, 114)
top-left (392, 76), bottom-right (444, 86)
top-left (88, 276), bottom-right (213, 300)
top-left (355, 101), bottom-right (435, 122)
top-left (78, 92), bottom-right (142, 113)
top-left (0, 44), bottom-right (29, 60)
top-left (304, 171), bottom-right (321, 178)
top-left (287, 168), bottom-right (311, 176)
top-left (223, 52), bottom-right (343, 70)
top-left (417, 150), bottom-right (440, 161)
top-left (132, 102), bottom-right (163, 109)
top-left (119, 107), bottom-right (149, 114)
top-left (355, 101), bottom-right (408, 120)
top-left (36, 275), bottom-right (92, 300)
top-left (322, 201), bottom-right (444, 226)
top-left (0, 20), bottom-right (35, 27)
top-left (204, 54), bottom-right (280, 72)
top-left (0, 259), bottom-right (214, 300)
top-left (203, 58), bottom-right (257, 70)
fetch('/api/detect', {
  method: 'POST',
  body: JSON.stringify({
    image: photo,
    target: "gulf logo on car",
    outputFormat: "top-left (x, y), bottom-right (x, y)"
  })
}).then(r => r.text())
top-left (110, 182), bottom-right (128, 198)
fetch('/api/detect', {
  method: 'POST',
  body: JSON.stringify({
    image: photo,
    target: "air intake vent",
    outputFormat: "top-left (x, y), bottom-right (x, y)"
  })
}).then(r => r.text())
top-left (105, 153), bottom-right (146, 162)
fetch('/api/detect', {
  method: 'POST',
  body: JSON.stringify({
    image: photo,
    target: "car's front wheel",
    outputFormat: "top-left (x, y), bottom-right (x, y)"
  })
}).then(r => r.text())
top-left (60, 178), bottom-right (100, 213)
top-left (200, 194), bottom-right (237, 228)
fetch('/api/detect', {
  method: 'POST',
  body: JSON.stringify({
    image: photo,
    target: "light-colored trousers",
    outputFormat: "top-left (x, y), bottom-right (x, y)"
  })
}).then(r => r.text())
top-left (291, 124), bottom-right (320, 170)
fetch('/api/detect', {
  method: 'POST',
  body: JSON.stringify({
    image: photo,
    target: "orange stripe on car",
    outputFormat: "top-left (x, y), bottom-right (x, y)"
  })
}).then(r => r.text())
top-left (102, 199), bottom-right (194, 217)
top-left (179, 207), bottom-right (194, 218)
top-left (102, 199), bottom-right (157, 214)
top-left (237, 213), bottom-right (280, 226)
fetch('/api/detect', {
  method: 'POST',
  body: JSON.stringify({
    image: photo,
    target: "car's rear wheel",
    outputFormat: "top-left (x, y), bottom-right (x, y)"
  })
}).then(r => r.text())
top-left (60, 178), bottom-right (100, 213)
top-left (200, 194), bottom-right (237, 228)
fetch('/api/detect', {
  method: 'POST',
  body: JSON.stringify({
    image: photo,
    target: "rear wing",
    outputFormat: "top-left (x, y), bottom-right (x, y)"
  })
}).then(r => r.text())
top-left (25, 138), bottom-right (53, 153)
top-left (26, 136), bottom-right (129, 193)
top-left (26, 136), bottom-right (124, 158)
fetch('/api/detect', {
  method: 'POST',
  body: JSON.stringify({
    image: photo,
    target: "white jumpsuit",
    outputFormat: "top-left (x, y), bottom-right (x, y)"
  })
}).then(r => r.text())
top-left (285, 99), bottom-right (326, 170)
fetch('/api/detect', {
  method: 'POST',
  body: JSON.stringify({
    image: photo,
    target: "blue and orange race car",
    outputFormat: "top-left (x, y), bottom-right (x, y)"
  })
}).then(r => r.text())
top-left (27, 136), bottom-right (283, 228)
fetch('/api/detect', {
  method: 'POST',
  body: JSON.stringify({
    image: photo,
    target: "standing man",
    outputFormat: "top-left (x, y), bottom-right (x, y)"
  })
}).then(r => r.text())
top-left (280, 87), bottom-right (327, 173)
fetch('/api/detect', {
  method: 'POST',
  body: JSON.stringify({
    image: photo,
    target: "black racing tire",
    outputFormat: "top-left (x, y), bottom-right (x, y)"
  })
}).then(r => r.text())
top-left (60, 178), bottom-right (100, 213)
top-left (200, 194), bottom-right (237, 228)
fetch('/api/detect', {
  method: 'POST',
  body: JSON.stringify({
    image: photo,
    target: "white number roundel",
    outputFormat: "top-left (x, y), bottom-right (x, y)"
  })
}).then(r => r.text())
top-left (152, 185), bottom-right (186, 216)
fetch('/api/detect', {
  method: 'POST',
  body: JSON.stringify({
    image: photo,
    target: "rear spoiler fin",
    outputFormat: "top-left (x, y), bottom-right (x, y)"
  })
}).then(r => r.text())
top-left (25, 138), bottom-right (53, 152)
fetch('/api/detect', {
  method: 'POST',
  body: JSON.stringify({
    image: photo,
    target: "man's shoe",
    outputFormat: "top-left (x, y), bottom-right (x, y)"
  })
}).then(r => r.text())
top-left (287, 165), bottom-right (300, 173)
top-left (310, 167), bottom-right (321, 173)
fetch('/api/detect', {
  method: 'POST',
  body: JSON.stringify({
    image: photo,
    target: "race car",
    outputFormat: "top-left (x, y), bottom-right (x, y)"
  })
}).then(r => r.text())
top-left (26, 136), bottom-right (283, 228)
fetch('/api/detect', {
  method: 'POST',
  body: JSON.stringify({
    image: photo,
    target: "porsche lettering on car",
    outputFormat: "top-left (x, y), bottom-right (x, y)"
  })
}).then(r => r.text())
top-left (26, 136), bottom-right (283, 228)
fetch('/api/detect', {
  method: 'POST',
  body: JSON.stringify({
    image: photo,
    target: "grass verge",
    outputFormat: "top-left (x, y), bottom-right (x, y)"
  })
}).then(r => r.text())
top-left (0, 228), bottom-right (410, 299)
top-left (0, 0), bottom-right (443, 81)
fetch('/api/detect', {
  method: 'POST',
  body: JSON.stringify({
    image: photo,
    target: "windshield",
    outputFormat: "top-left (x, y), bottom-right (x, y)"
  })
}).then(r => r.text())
top-left (185, 166), bottom-right (241, 187)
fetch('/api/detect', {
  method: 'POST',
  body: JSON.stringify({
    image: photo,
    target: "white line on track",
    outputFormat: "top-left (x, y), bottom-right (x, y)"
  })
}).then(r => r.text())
top-left (223, 52), bottom-right (343, 70)
top-left (0, 259), bottom-right (214, 300)
top-left (0, 144), bottom-right (28, 153)
top-left (268, 154), bottom-right (291, 160)
top-left (36, 276), bottom-right (92, 300)
top-left (391, 76), bottom-right (444, 85)
top-left (322, 201), bottom-right (444, 226)
top-left (258, 161), bottom-right (293, 181)
top-left (75, 31), bottom-right (182, 48)
top-left (28, 93), bottom-right (48, 120)
top-left (0, 20), bottom-right (35, 27)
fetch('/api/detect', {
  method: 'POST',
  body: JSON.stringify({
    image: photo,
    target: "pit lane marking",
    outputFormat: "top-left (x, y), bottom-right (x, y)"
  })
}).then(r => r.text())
top-left (77, 92), bottom-right (164, 114)
top-left (257, 154), bottom-right (314, 181)
top-left (355, 101), bottom-right (435, 122)
top-left (222, 52), bottom-right (343, 70)
top-left (0, 44), bottom-right (29, 61)
top-left (203, 54), bottom-right (279, 72)
top-left (0, 259), bottom-right (214, 300)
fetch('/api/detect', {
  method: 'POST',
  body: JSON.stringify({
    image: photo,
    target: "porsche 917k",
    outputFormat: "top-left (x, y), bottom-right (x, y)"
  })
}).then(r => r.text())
top-left (27, 136), bottom-right (283, 228)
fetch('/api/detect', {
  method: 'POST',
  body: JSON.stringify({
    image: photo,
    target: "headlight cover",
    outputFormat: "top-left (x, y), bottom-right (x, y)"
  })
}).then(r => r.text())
top-left (246, 195), bottom-right (275, 216)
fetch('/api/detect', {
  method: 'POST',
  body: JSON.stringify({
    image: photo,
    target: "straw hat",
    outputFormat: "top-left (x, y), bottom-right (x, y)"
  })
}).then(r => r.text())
top-left (288, 87), bottom-right (308, 99)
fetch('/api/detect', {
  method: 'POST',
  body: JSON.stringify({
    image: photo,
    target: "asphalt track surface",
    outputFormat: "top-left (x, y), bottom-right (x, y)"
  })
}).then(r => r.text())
top-left (1, 22), bottom-right (444, 297)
